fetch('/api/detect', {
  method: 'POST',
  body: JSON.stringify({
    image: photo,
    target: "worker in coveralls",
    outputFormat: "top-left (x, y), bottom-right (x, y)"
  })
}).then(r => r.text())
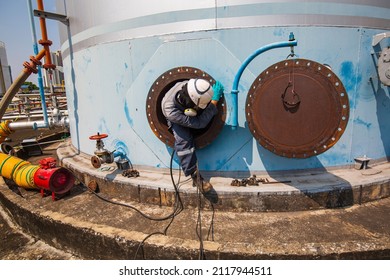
top-left (161, 78), bottom-right (224, 193)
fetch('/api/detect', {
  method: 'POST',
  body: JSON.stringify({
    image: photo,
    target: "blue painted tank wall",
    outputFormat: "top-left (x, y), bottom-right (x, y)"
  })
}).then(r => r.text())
top-left (58, 1), bottom-right (390, 173)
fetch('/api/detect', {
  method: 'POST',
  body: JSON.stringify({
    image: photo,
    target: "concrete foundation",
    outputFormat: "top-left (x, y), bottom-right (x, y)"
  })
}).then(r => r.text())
top-left (0, 140), bottom-right (389, 259)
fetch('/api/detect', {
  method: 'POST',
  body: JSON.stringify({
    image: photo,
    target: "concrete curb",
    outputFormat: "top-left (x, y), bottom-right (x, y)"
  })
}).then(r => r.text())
top-left (57, 141), bottom-right (390, 212)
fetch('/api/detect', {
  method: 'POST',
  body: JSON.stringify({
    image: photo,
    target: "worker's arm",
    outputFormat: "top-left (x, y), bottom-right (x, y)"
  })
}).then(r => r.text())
top-left (165, 105), bottom-right (217, 129)
top-left (211, 81), bottom-right (224, 106)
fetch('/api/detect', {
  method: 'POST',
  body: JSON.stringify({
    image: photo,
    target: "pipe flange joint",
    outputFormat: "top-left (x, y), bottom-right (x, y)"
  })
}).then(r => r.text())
top-left (29, 56), bottom-right (42, 66)
top-left (43, 63), bottom-right (56, 70)
top-left (91, 155), bottom-right (102, 169)
top-left (38, 39), bottom-right (53, 46)
top-left (23, 61), bottom-right (38, 74)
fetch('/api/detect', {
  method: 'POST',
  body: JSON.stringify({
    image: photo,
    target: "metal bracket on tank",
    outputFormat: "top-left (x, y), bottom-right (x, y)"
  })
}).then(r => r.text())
top-left (34, 9), bottom-right (69, 26)
top-left (354, 156), bottom-right (371, 170)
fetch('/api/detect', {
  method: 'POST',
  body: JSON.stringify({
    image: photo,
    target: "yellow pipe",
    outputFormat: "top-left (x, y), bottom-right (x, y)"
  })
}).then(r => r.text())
top-left (0, 153), bottom-right (39, 189)
top-left (0, 121), bottom-right (12, 135)
top-left (0, 121), bottom-right (13, 144)
top-left (13, 164), bottom-right (39, 189)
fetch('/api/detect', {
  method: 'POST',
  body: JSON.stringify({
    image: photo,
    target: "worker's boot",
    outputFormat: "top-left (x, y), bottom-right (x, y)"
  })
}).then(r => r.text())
top-left (191, 170), bottom-right (213, 193)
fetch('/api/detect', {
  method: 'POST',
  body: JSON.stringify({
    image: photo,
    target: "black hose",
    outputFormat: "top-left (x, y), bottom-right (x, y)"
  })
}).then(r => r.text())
top-left (83, 149), bottom-right (183, 222)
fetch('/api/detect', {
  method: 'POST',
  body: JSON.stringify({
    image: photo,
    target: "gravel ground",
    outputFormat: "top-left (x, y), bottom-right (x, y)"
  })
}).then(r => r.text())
top-left (0, 205), bottom-right (77, 260)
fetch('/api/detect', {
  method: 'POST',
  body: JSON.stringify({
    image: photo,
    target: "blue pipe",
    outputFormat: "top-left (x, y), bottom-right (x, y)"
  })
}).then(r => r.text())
top-left (228, 33), bottom-right (298, 129)
top-left (113, 150), bottom-right (126, 159)
top-left (27, 0), bottom-right (49, 128)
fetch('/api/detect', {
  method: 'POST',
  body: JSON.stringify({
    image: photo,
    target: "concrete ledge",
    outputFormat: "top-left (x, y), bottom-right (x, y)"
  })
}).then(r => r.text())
top-left (1, 177), bottom-right (389, 259)
top-left (2, 139), bottom-right (389, 259)
top-left (58, 141), bottom-right (390, 212)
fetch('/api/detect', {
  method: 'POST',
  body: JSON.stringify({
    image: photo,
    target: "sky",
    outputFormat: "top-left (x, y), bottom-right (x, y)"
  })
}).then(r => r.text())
top-left (0, 0), bottom-right (61, 85)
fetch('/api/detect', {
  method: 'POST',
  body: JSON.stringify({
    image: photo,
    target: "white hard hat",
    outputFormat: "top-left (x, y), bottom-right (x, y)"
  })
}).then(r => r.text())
top-left (186, 79), bottom-right (213, 109)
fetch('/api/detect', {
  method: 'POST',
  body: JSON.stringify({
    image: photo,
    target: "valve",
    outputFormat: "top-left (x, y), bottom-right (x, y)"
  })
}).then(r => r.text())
top-left (89, 132), bottom-right (129, 170)
top-left (89, 132), bottom-right (113, 168)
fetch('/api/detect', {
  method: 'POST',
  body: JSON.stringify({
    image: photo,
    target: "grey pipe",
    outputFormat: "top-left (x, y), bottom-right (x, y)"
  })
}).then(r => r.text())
top-left (8, 116), bottom-right (69, 131)
top-left (8, 120), bottom-right (45, 130)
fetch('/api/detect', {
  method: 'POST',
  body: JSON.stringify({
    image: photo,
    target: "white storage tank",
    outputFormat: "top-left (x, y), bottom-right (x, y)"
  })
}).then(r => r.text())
top-left (56, 0), bottom-right (390, 173)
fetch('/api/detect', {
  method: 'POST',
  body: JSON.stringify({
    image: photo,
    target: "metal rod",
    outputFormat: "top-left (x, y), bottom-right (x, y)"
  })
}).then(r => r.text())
top-left (27, 0), bottom-right (49, 127)
top-left (37, 0), bottom-right (54, 68)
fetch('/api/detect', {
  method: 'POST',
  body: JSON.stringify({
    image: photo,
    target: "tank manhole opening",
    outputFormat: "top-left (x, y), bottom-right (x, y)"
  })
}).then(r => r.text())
top-left (246, 58), bottom-right (349, 158)
top-left (146, 66), bottom-right (226, 149)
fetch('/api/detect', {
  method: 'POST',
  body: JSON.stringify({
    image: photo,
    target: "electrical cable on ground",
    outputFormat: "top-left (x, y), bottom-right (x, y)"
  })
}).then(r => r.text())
top-left (73, 149), bottom-right (183, 259)
top-left (133, 149), bottom-right (184, 259)
top-left (70, 148), bottom-right (216, 259)
top-left (195, 162), bottom-right (216, 260)
top-left (80, 150), bottom-right (183, 222)
top-left (207, 202), bottom-right (215, 241)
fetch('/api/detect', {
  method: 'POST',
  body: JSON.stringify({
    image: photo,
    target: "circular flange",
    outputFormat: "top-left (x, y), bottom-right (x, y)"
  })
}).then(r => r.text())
top-left (246, 59), bottom-right (349, 158)
top-left (91, 156), bottom-right (102, 168)
top-left (146, 66), bottom-right (226, 149)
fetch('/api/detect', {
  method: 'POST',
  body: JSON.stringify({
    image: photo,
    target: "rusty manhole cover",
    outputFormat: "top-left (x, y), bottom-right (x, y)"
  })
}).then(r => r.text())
top-left (146, 66), bottom-right (226, 149)
top-left (246, 59), bottom-right (349, 158)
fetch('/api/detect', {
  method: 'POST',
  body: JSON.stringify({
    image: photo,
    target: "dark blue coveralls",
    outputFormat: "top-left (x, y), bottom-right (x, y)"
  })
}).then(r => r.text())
top-left (161, 81), bottom-right (217, 176)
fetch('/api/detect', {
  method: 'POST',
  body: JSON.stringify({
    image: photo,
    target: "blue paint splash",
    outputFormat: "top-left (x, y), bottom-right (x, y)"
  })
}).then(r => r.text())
top-left (354, 117), bottom-right (372, 129)
top-left (340, 61), bottom-right (362, 109)
top-left (111, 139), bottom-right (131, 162)
top-left (124, 100), bottom-right (134, 126)
top-left (98, 118), bottom-right (110, 135)
top-left (273, 29), bottom-right (283, 37)
top-left (340, 61), bottom-right (356, 91)
top-left (116, 81), bottom-right (123, 94)
top-left (79, 49), bottom-right (92, 73)
top-left (215, 159), bottom-right (228, 170)
top-left (340, 61), bottom-right (362, 108)
top-left (112, 139), bottom-right (129, 156)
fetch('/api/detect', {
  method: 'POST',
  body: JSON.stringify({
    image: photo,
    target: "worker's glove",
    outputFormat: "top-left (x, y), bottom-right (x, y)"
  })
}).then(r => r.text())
top-left (212, 81), bottom-right (224, 101)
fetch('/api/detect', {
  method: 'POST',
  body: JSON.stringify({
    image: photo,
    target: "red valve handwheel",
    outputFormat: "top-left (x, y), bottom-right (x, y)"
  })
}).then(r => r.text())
top-left (89, 133), bottom-right (108, 140)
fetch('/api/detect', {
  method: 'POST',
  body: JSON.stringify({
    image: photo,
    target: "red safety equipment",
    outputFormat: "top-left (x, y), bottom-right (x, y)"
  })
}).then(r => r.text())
top-left (39, 157), bottom-right (57, 169)
top-left (34, 157), bottom-right (75, 200)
